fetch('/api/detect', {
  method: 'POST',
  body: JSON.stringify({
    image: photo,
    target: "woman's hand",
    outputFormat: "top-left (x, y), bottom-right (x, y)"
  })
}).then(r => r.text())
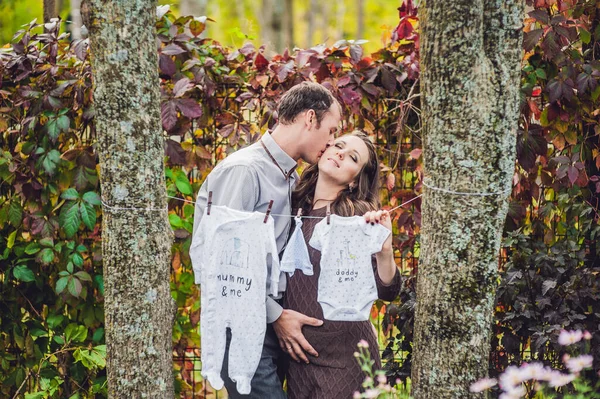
top-left (363, 210), bottom-right (393, 253)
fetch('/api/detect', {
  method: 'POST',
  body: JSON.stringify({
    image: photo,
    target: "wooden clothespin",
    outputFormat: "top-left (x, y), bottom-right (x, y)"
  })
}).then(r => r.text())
top-left (296, 208), bottom-right (303, 218)
top-left (264, 200), bottom-right (274, 223)
top-left (207, 191), bottom-right (213, 215)
top-left (326, 203), bottom-right (331, 225)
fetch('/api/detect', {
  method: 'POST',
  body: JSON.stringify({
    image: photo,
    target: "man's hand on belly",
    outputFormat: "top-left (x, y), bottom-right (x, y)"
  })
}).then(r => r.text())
top-left (272, 309), bottom-right (323, 363)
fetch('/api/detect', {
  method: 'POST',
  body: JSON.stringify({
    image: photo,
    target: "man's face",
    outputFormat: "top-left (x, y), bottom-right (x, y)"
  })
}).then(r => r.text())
top-left (304, 103), bottom-right (341, 164)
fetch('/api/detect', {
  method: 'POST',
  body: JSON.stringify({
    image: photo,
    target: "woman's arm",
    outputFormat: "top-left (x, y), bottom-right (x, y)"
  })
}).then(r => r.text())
top-left (364, 210), bottom-right (402, 300)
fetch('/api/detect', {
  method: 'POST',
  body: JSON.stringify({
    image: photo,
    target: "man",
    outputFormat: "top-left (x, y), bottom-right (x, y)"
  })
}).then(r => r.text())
top-left (192, 81), bottom-right (342, 398)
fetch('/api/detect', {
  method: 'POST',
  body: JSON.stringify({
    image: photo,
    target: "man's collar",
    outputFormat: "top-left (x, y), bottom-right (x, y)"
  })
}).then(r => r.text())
top-left (261, 132), bottom-right (298, 179)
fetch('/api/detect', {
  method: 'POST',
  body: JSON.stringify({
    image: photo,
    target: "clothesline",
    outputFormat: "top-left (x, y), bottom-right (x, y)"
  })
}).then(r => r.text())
top-left (164, 194), bottom-right (424, 219)
top-left (100, 179), bottom-right (511, 214)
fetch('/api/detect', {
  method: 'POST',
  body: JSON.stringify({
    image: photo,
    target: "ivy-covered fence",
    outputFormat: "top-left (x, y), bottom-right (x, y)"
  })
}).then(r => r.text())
top-left (1, 1), bottom-right (599, 398)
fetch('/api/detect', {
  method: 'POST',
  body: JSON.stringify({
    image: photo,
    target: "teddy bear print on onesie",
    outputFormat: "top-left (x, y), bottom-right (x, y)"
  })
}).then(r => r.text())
top-left (189, 205), bottom-right (280, 395)
top-left (309, 214), bottom-right (391, 321)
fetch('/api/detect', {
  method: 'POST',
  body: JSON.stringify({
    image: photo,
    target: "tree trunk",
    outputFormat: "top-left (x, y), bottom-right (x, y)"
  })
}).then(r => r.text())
top-left (180, 0), bottom-right (208, 17)
top-left (306, 0), bottom-right (317, 47)
top-left (85, 1), bottom-right (175, 397)
top-left (357, 0), bottom-right (364, 39)
top-left (283, 0), bottom-right (294, 50)
top-left (69, 0), bottom-right (83, 40)
top-left (261, 0), bottom-right (284, 53)
top-left (411, 1), bottom-right (524, 398)
top-left (43, 0), bottom-right (57, 23)
top-left (335, 1), bottom-right (345, 40)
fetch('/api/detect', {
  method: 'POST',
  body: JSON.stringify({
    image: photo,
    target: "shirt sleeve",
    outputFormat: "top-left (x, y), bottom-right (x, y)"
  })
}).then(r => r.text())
top-left (192, 164), bottom-right (260, 239)
top-left (265, 218), bottom-right (281, 297)
top-left (189, 209), bottom-right (206, 285)
top-left (372, 255), bottom-right (402, 301)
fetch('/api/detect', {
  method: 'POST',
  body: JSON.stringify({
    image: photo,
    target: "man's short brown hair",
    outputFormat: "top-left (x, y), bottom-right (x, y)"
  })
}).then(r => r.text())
top-left (277, 82), bottom-right (339, 128)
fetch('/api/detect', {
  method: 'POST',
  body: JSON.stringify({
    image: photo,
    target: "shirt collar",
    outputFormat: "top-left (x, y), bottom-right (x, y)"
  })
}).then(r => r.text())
top-left (261, 132), bottom-right (298, 180)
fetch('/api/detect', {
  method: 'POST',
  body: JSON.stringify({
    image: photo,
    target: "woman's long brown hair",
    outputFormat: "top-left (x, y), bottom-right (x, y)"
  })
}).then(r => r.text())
top-left (292, 131), bottom-right (380, 217)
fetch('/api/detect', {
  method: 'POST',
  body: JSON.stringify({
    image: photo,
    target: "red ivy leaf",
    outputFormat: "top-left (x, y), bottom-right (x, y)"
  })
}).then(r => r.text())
top-left (523, 29), bottom-right (544, 51)
top-left (164, 139), bottom-right (187, 165)
top-left (161, 100), bottom-right (178, 131)
top-left (528, 9), bottom-right (550, 24)
top-left (173, 78), bottom-right (193, 98)
top-left (176, 98), bottom-right (202, 119)
top-left (161, 43), bottom-right (186, 56)
top-left (159, 54), bottom-right (176, 77)
top-left (567, 165), bottom-right (579, 184)
top-left (339, 87), bottom-right (361, 106)
top-left (254, 53), bottom-right (269, 71)
top-left (349, 44), bottom-right (363, 64)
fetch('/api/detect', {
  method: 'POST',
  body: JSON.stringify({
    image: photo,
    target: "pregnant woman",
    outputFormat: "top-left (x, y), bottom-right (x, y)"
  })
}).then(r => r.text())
top-left (281, 131), bottom-right (401, 399)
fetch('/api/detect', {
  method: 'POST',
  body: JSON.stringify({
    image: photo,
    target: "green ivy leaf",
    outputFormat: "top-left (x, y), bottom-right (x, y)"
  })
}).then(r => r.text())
top-left (74, 345), bottom-right (106, 369)
top-left (74, 271), bottom-right (92, 282)
top-left (68, 277), bottom-right (83, 297)
top-left (65, 323), bottom-right (88, 343)
top-left (8, 201), bottom-right (23, 226)
top-left (24, 242), bottom-right (41, 255)
top-left (25, 392), bottom-right (45, 399)
top-left (92, 327), bottom-right (104, 343)
top-left (174, 170), bottom-right (193, 195)
top-left (72, 252), bottom-right (84, 267)
top-left (169, 213), bottom-right (183, 229)
top-left (59, 201), bottom-right (81, 238)
top-left (7, 230), bottom-right (17, 249)
top-left (39, 248), bottom-right (55, 265)
top-left (13, 265), bottom-right (35, 282)
top-left (39, 238), bottom-right (54, 247)
top-left (61, 188), bottom-right (80, 200)
top-left (56, 115), bottom-right (70, 133)
top-left (79, 202), bottom-right (96, 230)
top-left (94, 274), bottom-right (104, 296)
top-left (56, 276), bottom-right (69, 294)
top-left (579, 28), bottom-right (591, 44)
top-left (42, 150), bottom-right (61, 175)
top-left (47, 314), bottom-right (64, 329)
top-left (46, 118), bottom-right (61, 142)
top-left (82, 191), bottom-right (101, 206)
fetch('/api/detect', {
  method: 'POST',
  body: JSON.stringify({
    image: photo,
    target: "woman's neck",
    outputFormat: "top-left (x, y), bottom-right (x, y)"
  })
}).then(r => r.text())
top-left (313, 176), bottom-right (343, 208)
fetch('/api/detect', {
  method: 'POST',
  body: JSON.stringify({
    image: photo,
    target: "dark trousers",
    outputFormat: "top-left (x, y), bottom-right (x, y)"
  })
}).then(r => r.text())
top-left (221, 325), bottom-right (288, 398)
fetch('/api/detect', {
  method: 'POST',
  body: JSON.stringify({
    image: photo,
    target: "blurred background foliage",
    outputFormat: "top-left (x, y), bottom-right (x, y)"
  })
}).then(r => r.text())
top-left (0, 0), bottom-right (398, 54)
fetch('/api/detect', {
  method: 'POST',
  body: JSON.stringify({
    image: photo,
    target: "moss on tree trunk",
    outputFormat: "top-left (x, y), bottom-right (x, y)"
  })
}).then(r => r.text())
top-left (85, 1), bottom-right (175, 397)
top-left (411, 1), bottom-right (524, 397)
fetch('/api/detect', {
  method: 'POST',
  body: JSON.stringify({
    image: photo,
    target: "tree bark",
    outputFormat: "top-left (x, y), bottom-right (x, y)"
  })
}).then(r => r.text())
top-left (43, 0), bottom-right (57, 23)
top-left (411, 1), bottom-right (524, 398)
top-left (69, 0), bottom-right (83, 40)
top-left (306, 0), bottom-right (317, 47)
top-left (357, 0), bottom-right (364, 39)
top-left (180, 0), bottom-right (208, 17)
top-left (283, 0), bottom-right (294, 50)
top-left (84, 1), bottom-right (175, 397)
top-left (261, 0), bottom-right (285, 53)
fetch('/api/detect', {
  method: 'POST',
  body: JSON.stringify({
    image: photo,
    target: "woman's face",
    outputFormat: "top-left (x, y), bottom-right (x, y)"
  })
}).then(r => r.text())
top-left (317, 135), bottom-right (370, 187)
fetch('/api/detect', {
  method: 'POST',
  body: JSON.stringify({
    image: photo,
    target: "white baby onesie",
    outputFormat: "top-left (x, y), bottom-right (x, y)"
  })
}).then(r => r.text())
top-left (280, 216), bottom-right (313, 277)
top-left (190, 205), bottom-right (280, 394)
top-left (309, 214), bottom-right (390, 321)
